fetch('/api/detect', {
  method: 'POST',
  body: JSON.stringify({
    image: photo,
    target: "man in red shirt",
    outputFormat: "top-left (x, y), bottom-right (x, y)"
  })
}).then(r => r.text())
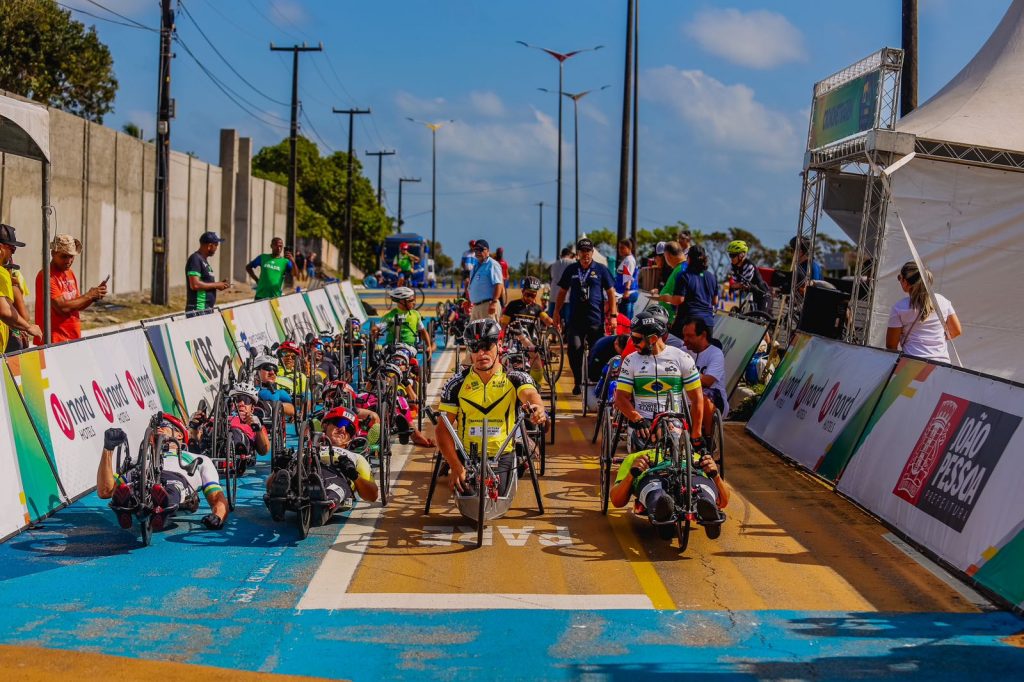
top-left (34, 234), bottom-right (107, 345)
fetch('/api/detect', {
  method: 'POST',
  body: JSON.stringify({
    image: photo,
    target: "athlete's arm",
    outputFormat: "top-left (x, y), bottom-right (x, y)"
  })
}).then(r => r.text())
top-left (96, 448), bottom-right (117, 499)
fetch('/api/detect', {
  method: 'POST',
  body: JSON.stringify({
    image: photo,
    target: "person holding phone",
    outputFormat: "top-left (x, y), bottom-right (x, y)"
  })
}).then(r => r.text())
top-left (186, 231), bottom-right (230, 316)
top-left (34, 233), bottom-right (105, 345)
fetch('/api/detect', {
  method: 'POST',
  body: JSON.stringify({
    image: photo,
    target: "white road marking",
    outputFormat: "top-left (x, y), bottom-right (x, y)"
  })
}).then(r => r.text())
top-left (305, 592), bottom-right (653, 611)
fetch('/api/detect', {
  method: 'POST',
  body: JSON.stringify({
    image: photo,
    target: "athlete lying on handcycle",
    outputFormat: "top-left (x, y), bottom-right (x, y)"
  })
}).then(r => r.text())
top-left (98, 414), bottom-right (229, 532)
top-left (189, 382), bottom-right (271, 475)
top-left (253, 352), bottom-right (296, 417)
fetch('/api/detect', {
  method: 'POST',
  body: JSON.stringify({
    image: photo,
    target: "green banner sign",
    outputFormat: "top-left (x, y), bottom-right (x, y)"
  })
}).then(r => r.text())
top-left (808, 71), bottom-right (880, 150)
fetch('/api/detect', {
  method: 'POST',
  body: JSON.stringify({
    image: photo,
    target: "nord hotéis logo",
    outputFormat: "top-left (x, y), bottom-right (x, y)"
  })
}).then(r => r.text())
top-left (48, 370), bottom-right (158, 441)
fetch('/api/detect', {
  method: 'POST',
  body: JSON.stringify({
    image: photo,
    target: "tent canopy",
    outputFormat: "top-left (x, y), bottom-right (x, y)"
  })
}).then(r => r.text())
top-left (897, 0), bottom-right (1024, 153)
top-left (0, 93), bottom-right (50, 162)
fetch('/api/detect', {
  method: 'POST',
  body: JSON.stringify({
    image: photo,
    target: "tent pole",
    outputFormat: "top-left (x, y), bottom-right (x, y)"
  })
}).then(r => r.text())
top-left (42, 161), bottom-right (51, 345)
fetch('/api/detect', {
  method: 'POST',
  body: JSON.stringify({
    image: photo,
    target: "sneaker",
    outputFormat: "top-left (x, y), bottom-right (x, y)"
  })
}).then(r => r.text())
top-left (572, 385), bottom-right (581, 396)
top-left (150, 484), bottom-right (170, 532)
top-left (111, 483), bottom-right (135, 529)
top-left (265, 470), bottom-right (290, 521)
top-left (696, 497), bottom-right (723, 539)
top-left (395, 414), bottom-right (412, 445)
top-left (650, 490), bottom-right (674, 523)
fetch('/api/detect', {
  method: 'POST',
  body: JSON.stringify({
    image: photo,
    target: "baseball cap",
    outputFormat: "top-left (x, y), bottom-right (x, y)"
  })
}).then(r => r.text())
top-left (474, 239), bottom-right (490, 250)
top-left (576, 237), bottom-right (594, 251)
top-left (50, 234), bottom-right (82, 255)
top-left (655, 241), bottom-right (666, 255)
top-left (0, 224), bottom-right (26, 248)
top-left (199, 231), bottom-right (224, 244)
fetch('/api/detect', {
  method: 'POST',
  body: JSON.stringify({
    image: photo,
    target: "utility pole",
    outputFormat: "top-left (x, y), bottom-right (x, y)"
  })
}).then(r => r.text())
top-left (151, 0), bottom-right (175, 305)
top-left (537, 201), bottom-right (544, 265)
top-left (901, 0), bottom-right (918, 116)
top-left (333, 107), bottom-right (371, 279)
top-left (365, 149), bottom-right (395, 206)
top-left (398, 177), bottom-right (421, 230)
top-left (270, 42), bottom-right (322, 256)
top-left (630, 0), bottom-right (640, 243)
top-left (616, 0), bottom-right (635, 242)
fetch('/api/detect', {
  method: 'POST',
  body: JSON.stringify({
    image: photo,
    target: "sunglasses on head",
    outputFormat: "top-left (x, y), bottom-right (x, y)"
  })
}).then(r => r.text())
top-left (467, 340), bottom-right (496, 352)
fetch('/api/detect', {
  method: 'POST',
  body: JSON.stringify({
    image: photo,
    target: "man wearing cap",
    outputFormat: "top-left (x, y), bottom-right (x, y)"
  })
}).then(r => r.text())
top-left (186, 231), bottom-right (230, 316)
top-left (553, 237), bottom-right (617, 395)
top-left (466, 239), bottom-right (504, 322)
top-left (0, 225), bottom-right (43, 351)
top-left (32, 232), bottom-right (97, 346)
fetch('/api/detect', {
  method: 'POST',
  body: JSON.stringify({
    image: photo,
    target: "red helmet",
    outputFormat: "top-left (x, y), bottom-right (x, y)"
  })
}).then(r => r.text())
top-left (400, 242), bottom-right (409, 250)
top-left (323, 406), bottom-right (358, 435)
top-left (277, 341), bottom-right (303, 358)
top-left (158, 412), bottom-right (189, 446)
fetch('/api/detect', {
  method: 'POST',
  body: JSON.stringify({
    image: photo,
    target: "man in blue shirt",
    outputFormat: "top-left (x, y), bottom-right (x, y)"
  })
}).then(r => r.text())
top-left (553, 238), bottom-right (617, 395)
top-left (253, 354), bottom-right (296, 418)
top-left (465, 239), bottom-right (504, 322)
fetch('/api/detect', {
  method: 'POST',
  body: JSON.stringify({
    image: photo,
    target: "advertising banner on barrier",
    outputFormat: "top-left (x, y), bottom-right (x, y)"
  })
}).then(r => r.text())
top-left (325, 283), bottom-right (352, 323)
top-left (270, 293), bottom-right (318, 341)
top-left (340, 281), bottom-right (368, 324)
top-left (837, 359), bottom-right (1024, 608)
top-left (746, 333), bottom-right (897, 481)
top-left (304, 288), bottom-right (341, 333)
top-left (6, 329), bottom-right (182, 502)
top-left (220, 299), bottom-right (285, 356)
top-left (145, 313), bottom-right (240, 415)
top-left (713, 313), bottom-right (768, 397)
top-left (1, 364), bottom-right (64, 533)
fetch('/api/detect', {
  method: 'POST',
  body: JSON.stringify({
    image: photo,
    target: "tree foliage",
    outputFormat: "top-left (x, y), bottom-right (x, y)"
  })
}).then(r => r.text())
top-left (0, 1), bottom-right (117, 122)
top-left (253, 137), bottom-right (395, 275)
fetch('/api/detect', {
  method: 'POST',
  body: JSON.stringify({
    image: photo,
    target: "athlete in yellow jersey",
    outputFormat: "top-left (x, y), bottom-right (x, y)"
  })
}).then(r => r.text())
top-left (437, 318), bottom-right (547, 493)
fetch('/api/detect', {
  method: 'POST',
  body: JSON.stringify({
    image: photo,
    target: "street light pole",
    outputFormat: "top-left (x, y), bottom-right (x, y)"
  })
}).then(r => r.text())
top-left (518, 41), bottom-right (603, 251)
top-left (398, 177), bottom-right (421, 230)
top-left (365, 149), bottom-right (395, 206)
top-left (407, 118), bottom-right (453, 264)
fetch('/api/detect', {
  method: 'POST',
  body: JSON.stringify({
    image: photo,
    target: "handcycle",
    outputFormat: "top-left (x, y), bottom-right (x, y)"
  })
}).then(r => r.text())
top-left (109, 416), bottom-right (203, 547)
top-left (423, 408), bottom-right (545, 548)
top-left (264, 421), bottom-right (326, 539)
top-left (500, 329), bottom-right (547, 476)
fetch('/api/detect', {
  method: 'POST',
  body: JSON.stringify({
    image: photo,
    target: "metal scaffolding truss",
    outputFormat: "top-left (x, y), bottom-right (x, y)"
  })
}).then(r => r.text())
top-left (915, 138), bottom-right (1024, 172)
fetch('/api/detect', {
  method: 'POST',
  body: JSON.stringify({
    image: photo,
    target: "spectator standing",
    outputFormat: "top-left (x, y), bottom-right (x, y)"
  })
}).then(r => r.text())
top-left (885, 261), bottom-right (962, 363)
top-left (677, 230), bottom-right (693, 260)
top-left (185, 231), bottom-right (229, 316)
top-left (651, 241), bottom-right (687, 322)
top-left (495, 247), bottom-right (510, 306)
top-left (307, 252), bottom-right (318, 281)
top-left (654, 242), bottom-right (674, 289)
top-left (554, 238), bottom-right (616, 394)
top-left (615, 238), bottom-right (638, 319)
top-left (466, 239), bottom-right (504, 321)
top-left (32, 232), bottom-right (102, 345)
top-left (246, 237), bottom-right (295, 300)
top-left (792, 236), bottom-right (822, 282)
top-left (548, 247), bottom-right (576, 318)
top-left (3, 260), bottom-right (29, 351)
top-left (461, 240), bottom-right (477, 289)
top-left (662, 245), bottom-right (719, 336)
top-left (294, 251), bottom-right (307, 283)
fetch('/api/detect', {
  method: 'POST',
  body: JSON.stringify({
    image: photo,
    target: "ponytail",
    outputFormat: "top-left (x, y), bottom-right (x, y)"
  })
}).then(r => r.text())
top-left (900, 261), bottom-right (934, 321)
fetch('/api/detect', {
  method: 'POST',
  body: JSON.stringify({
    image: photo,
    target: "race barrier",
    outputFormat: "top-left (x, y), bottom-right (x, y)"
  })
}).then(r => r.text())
top-left (713, 312), bottom-right (769, 399)
top-left (340, 281), bottom-right (369, 324)
top-left (271, 292), bottom-right (320, 342)
top-left (5, 328), bottom-right (183, 503)
top-left (220, 298), bottom-right (285, 356)
top-left (145, 313), bottom-right (241, 416)
top-left (746, 333), bottom-right (898, 482)
top-left (837, 358), bottom-right (1024, 609)
top-left (303, 287), bottom-right (342, 333)
top-left (324, 282), bottom-right (353, 323)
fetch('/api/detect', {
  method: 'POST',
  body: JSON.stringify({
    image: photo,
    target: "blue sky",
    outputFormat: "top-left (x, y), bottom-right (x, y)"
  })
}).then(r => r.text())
top-left (64, 0), bottom-right (1011, 265)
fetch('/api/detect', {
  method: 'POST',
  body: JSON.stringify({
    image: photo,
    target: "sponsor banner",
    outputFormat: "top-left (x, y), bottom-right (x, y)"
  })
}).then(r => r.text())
top-left (325, 282), bottom-right (353, 323)
top-left (6, 329), bottom-right (181, 502)
top-left (271, 293), bottom-right (319, 342)
top-left (747, 333), bottom-right (897, 480)
top-left (220, 299), bottom-right (285, 356)
top-left (713, 312), bottom-right (768, 397)
top-left (808, 69), bottom-right (881, 150)
top-left (304, 288), bottom-right (341, 334)
top-left (340, 281), bottom-right (368, 325)
top-left (837, 358), bottom-right (1024, 606)
top-left (144, 313), bottom-right (240, 415)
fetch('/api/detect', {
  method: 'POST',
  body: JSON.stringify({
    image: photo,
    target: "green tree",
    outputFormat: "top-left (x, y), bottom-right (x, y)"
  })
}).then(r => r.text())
top-left (0, 1), bottom-right (117, 122)
top-left (122, 122), bottom-right (142, 139)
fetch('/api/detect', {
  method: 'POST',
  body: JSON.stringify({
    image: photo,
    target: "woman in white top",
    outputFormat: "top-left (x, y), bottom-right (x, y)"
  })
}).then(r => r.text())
top-left (885, 261), bottom-right (962, 362)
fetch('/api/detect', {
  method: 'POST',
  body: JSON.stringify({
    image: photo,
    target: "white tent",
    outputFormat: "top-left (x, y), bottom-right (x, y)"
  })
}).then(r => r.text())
top-left (868, 0), bottom-right (1024, 382)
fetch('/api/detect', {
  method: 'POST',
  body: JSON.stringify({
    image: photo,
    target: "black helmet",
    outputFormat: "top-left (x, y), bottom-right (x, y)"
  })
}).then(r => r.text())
top-left (631, 305), bottom-right (668, 338)
top-left (521, 276), bottom-right (542, 291)
top-left (463, 318), bottom-right (501, 348)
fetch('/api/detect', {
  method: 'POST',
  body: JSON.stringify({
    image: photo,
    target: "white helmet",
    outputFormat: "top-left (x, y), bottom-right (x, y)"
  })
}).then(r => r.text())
top-left (389, 286), bottom-right (415, 302)
top-left (229, 382), bottom-right (260, 402)
top-left (253, 354), bottom-right (278, 371)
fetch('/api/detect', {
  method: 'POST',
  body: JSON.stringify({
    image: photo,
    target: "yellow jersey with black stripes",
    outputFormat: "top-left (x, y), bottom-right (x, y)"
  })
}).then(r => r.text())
top-left (439, 366), bottom-right (535, 455)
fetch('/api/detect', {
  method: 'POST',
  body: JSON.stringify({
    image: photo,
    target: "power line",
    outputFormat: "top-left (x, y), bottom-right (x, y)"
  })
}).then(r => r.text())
top-left (300, 108), bottom-right (335, 153)
top-left (82, 0), bottom-right (156, 30)
top-left (58, 2), bottom-right (157, 30)
top-left (178, 0), bottom-right (288, 106)
top-left (406, 179), bottom-right (556, 197)
top-left (199, 0), bottom-right (266, 41)
top-left (245, 0), bottom-right (305, 42)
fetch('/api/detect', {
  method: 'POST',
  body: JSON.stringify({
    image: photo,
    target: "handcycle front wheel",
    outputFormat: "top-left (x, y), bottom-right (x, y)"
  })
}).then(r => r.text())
top-left (295, 423), bottom-right (313, 539)
top-left (710, 409), bottom-right (725, 479)
top-left (599, 415), bottom-right (614, 515)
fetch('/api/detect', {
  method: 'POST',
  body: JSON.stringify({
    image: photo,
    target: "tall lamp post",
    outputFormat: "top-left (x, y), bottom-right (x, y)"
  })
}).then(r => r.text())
top-left (539, 85), bottom-right (610, 243)
top-left (397, 176), bottom-right (422, 231)
top-left (517, 41), bottom-right (603, 252)
top-left (406, 118), bottom-right (453, 264)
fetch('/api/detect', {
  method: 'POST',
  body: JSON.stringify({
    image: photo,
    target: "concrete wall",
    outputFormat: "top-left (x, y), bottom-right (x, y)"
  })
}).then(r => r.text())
top-left (0, 91), bottom-right (288, 306)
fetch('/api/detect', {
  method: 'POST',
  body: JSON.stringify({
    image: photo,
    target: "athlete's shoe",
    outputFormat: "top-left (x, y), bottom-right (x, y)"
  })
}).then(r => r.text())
top-left (150, 484), bottom-right (170, 532)
top-left (111, 483), bottom-right (135, 529)
top-left (265, 470), bottom-right (290, 522)
top-left (650, 490), bottom-right (675, 524)
top-left (697, 497), bottom-right (723, 540)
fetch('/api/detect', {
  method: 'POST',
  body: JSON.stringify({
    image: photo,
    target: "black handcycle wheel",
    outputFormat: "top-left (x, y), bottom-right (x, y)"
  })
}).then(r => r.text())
top-left (476, 463), bottom-right (486, 548)
top-left (138, 441), bottom-right (155, 546)
top-left (296, 424), bottom-right (311, 539)
top-left (599, 416), bottom-right (613, 515)
top-left (711, 409), bottom-right (725, 479)
top-left (538, 422), bottom-right (546, 476)
top-left (677, 518), bottom-right (691, 552)
top-left (548, 389), bottom-right (557, 445)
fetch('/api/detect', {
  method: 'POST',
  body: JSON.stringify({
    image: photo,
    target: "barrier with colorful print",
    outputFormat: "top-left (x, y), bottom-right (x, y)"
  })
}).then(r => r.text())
top-left (712, 312), bottom-right (769, 398)
top-left (220, 298), bottom-right (285, 356)
top-left (303, 288), bottom-right (341, 333)
top-left (270, 293), bottom-right (319, 342)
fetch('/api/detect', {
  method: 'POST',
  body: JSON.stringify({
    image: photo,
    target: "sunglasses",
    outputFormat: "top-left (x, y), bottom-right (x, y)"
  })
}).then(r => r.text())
top-left (467, 340), bottom-right (496, 352)
top-left (473, 248), bottom-right (486, 254)
top-left (630, 335), bottom-right (648, 345)
top-left (730, 253), bottom-right (742, 259)
top-left (234, 396), bottom-right (256, 406)
top-left (325, 417), bottom-right (356, 430)
top-left (258, 365), bottom-right (277, 372)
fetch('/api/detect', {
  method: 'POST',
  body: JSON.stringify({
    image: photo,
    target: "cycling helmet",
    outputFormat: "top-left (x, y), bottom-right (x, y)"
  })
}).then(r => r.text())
top-left (463, 318), bottom-right (501, 347)
top-left (521, 276), bottom-right (542, 291)
top-left (631, 306), bottom-right (668, 338)
top-left (727, 240), bottom-right (749, 255)
top-left (229, 382), bottom-right (260, 403)
top-left (157, 412), bottom-right (189, 446)
top-left (323, 406), bottom-right (359, 435)
top-left (390, 286), bottom-right (415, 302)
top-left (399, 242), bottom-right (409, 249)
top-left (395, 342), bottom-right (417, 357)
top-left (277, 341), bottom-right (302, 357)
top-left (253, 354), bottom-right (279, 371)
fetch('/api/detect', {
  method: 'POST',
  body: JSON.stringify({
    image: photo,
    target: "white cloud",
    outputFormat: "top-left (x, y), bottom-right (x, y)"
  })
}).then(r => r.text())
top-left (442, 108), bottom-right (558, 168)
top-left (684, 8), bottom-right (806, 69)
top-left (270, 0), bottom-right (308, 27)
top-left (644, 66), bottom-right (800, 159)
top-left (469, 91), bottom-right (505, 117)
top-left (394, 91), bottom-right (449, 116)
